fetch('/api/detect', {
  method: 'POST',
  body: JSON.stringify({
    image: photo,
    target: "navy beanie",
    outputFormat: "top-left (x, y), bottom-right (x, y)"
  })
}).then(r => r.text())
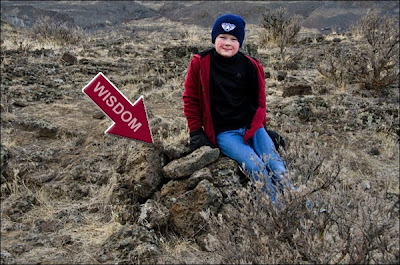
top-left (211, 14), bottom-right (246, 47)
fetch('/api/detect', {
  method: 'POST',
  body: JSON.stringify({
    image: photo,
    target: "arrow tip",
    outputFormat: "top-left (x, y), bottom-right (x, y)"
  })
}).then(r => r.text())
top-left (105, 97), bottom-right (153, 144)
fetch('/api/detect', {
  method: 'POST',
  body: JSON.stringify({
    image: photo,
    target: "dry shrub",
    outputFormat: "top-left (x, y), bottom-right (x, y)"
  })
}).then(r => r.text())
top-left (259, 7), bottom-right (303, 63)
top-left (201, 135), bottom-right (399, 264)
top-left (31, 16), bottom-right (84, 46)
top-left (352, 10), bottom-right (399, 91)
top-left (318, 46), bottom-right (354, 91)
top-left (318, 10), bottom-right (399, 93)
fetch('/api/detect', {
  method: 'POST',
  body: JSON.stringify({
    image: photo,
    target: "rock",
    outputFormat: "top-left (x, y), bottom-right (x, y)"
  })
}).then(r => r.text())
top-left (162, 146), bottom-right (220, 179)
top-left (362, 180), bottom-right (371, 190)
top-left (284, 61), bottom-right (299, 70)
top-left (162, 45), bottom-right (199, 59)
top-left (160, 179), bottom-right (191, 208)
top-left (367, 147), bottom-right (380, 156)
top-left (117, 144), bottom-right (164, 202)
top-left (79, 58), bottom-right (91, 64)
top-left (112, 144), bottom-right (165, 225)
top-left (100, 224), bottom-right (160, 263)
top-left (301, 37), bottom-right (313, 44)
top-left (163, 142), bottom-right (190, 161)
top-left (187, 167), bottom-right (213, 189)
top-left (282, 83), bottom-right (312, 98)
top-left (51, 234), bottom-right (73, 247)
top-left (30, 171), bottom-right (56, 185)
top-left (1, 144), bottom-right (10, 171)
top-left (207, 157), bottom-right (246, 202)
top-left (12, 100), bottom-right (28, 107)
top-left (1, 251), bottom-right (13, 264)
top-left (61, 52), bottom-right (77, 65)
top-left (3, 194), bottom-right (37, 221)
top-left (35, 219), bottom-right (63, 233)
top-left (159, 157), bottom-right (245, 244)
top-left (169, 179), bottom-right (222, 238)
top-left (14, 115), bottom-right (59, 138)
top-left (13, 66), bottom-right (27, 77)
top-left (208, 156), bottom-right (241, 180)
top-left (27, 234), bottom-right (51, 248)
top-left (1, 251), bottom-right (12, 259)
top-left (316, 35), bottom-right (325, 42)
top-left (149, 75), bottom-right (165, 87)
top-left (92, 110), bottom-right (106, 120)
top-left (160, 167), bottom-right (213, 208)
top-left (285, 75), bottom-right (302, 83)
top-left (138, 199), bottom-right (170, 230)
top-left (277, 71), bottom-right (287, 81)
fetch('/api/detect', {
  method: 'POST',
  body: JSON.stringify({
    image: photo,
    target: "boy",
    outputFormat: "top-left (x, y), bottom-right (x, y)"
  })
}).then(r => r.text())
top-left (183, 14), bottom-right (286, 201)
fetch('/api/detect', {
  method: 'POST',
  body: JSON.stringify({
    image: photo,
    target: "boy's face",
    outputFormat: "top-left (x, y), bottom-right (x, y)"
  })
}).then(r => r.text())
top-left (215, 34), bottom-right (240, 58)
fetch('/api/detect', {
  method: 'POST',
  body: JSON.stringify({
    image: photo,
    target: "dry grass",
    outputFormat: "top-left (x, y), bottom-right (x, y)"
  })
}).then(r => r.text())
top-left (1, 10), bottom-right (399, 264)
top-left (198, 133), bottom-right (399, 264)
top-left (155, 236), bottom-right (217, 264)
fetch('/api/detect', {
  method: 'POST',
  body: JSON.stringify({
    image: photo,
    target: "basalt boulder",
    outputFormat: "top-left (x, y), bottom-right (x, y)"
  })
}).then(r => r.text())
top-left (162, 146), bottom-right (220, 180)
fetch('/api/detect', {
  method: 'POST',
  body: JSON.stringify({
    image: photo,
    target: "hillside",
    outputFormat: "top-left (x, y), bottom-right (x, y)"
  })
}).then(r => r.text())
top-left (1, 1), bottom-right (399, 32)
top-left (1, 2), bottom-right (399, 264)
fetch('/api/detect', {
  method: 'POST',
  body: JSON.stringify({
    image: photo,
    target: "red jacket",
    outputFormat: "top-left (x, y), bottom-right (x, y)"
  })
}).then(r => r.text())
top-left (183, 50), bottom-right (267, 147)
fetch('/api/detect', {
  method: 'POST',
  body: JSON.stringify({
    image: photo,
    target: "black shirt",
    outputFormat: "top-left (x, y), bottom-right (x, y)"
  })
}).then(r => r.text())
top-left (210, 49), bottom-right (259, 135)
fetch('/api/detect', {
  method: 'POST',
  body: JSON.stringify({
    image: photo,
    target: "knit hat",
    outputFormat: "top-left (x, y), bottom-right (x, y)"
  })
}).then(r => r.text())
top-left (211, 14), bottom-right (246, 47)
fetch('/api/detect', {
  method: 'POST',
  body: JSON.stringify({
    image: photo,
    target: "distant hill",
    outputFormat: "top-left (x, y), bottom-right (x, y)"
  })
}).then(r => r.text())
top-left (0, 1), bottom-right (159, 29)
top-left (1, 0), bottom-right (399, 33)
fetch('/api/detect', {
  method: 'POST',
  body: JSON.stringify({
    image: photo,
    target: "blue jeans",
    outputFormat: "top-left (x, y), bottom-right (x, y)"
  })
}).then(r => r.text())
top-left (216, 126), bottom-right (286, 201)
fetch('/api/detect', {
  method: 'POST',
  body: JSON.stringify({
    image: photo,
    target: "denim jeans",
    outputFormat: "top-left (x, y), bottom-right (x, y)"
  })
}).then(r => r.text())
top-left (216, 126), bottom-right (286, 201)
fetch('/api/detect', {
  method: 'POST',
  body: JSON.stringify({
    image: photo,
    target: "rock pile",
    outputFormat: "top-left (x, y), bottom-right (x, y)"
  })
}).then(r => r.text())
top-left (99, 145), bottom-right (249, 261)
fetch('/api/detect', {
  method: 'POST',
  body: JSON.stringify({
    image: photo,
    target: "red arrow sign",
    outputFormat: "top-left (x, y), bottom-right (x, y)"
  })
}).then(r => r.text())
top-left (82, 72), bottom-right (153, 144)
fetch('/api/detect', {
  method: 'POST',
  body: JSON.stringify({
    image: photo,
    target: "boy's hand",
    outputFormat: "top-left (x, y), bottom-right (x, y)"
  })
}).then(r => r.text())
top-left (189, 128), bottom-right (213, 151)
top-left (264, 126), bottom-right (286, 150)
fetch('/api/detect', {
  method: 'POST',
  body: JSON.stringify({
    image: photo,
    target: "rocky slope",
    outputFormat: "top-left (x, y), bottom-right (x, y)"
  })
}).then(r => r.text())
top-left (1, 11), bottom-right (399, 264)
top-left (1, 1), bottom-right (399, 32)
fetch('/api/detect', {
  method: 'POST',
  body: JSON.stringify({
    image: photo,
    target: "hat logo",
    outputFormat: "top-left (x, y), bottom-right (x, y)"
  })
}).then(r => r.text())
top-left (221, 22), bottom-right (236, 32)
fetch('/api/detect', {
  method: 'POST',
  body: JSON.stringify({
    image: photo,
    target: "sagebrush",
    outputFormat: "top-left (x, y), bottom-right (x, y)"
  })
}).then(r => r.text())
top-left (259, 7), bottom-right (303, 65)
top-left (198, 136), bottom-right (399, 264)
top-left (319, 10), bottom-right (399, 92)
top-left (31, 16), bottom-right (84, 46)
